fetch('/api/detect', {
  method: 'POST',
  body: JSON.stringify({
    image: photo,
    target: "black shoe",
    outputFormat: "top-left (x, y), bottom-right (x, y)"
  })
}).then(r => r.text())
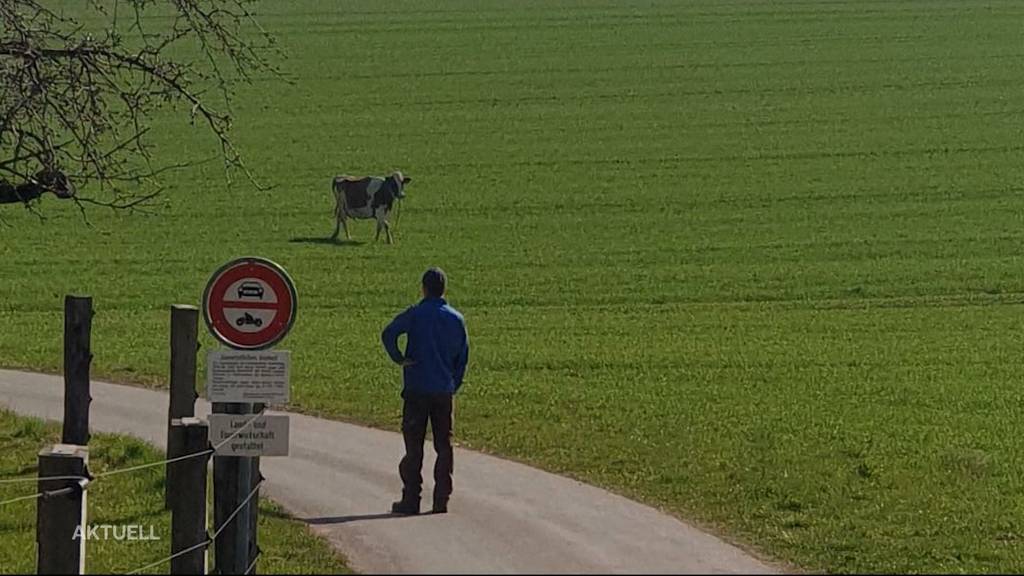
top-left (391, 499), bottom-right (420, 515)
top-left (431, 498), bottom-right (448, 514)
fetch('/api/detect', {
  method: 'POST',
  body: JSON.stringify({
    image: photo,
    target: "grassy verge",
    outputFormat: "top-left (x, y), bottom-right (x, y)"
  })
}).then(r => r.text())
top-left (0, 409), bottom-right (349, 574)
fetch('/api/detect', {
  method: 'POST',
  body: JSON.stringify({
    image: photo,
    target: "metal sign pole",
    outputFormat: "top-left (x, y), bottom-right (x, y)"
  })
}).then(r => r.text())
top-left (202, 257), bottom-right (296, 576)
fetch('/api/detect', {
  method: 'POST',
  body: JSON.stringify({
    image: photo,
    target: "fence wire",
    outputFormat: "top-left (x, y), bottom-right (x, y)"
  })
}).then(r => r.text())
top-left (0, 491), bottom-right (45, 507)
top-left (245, 550), bottom-right (261, 575)
top-left (2, 410), bottom-right (271, 572)
top-left (0, 474), bottom-right (88, 485)
top-left (125, 538), bottom-right (210, 575)
top-left (125, 479), bottom-right (264, 575)
top-left (211, 479), bottom-right (263, 541)
top-left (0, 408), bottom-right (268, 508)
top-left (90, 448), bottom-right (214, 480)
top-left (1, 477), bottom-right (89, 508)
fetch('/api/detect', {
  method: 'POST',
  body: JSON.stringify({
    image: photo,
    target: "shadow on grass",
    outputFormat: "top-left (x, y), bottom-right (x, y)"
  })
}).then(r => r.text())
top-left (289, 237), bottom-right (365, 247)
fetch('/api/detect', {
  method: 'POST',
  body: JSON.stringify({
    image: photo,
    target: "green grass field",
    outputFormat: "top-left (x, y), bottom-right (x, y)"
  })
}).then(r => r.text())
top-left (3, 0), bottom-right (1024, 572)
top-left (0, 409), bottom-right (349, 574)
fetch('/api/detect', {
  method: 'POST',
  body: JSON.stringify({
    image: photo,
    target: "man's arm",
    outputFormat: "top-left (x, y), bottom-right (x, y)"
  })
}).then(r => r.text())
top-left (381, 308), bottom-right (413, 364)
top-left (453, 325), bottom-right (469, 392)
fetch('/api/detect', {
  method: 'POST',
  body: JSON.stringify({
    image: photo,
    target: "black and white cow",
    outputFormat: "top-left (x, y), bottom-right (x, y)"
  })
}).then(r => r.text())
top-left (330, 171), bottom-right (411, 243)
top-left (0, 169), bottom-right (76, 205)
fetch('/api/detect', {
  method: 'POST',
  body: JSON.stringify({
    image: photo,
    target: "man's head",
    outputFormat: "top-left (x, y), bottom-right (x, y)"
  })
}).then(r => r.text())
top-left (422, 267), bottom-right (447, 299)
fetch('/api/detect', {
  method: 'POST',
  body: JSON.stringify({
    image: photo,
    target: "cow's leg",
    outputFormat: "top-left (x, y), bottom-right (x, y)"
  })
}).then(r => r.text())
top-left (384, 219), bottom-right (394, 244)
top-left (331, 189), bottom-right (344, 240)
top-left (375, 218), bottom-right (383, 242)
top-left (341, 216), bottom-right (351, 240)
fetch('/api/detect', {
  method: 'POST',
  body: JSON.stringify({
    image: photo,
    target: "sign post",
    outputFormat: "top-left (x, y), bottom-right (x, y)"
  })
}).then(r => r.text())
top-left (202, 257), bottom-right (296, 576)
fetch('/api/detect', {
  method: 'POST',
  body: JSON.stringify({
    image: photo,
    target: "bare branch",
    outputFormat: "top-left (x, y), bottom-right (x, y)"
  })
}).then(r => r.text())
top-left (0, 0), bottom-right (283, 218)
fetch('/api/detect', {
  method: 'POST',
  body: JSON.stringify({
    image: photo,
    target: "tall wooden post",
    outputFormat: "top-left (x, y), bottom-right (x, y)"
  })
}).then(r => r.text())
top-left (213, 402), bottom-right (254, 575)
top-left (166, 305), bottom-right (200, 510)
top-left (169, 418), bottom-right (210, 575)
top-left (62, 296), bottom-right (92, 445)
top-left (37, 444), bottom-right (89, 575)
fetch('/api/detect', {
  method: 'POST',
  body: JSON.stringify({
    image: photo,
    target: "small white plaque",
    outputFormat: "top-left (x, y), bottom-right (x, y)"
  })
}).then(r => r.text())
top-left (208, 414), bottom-right (290, 456)
top-left (206, 350), bottom-right (290, 403)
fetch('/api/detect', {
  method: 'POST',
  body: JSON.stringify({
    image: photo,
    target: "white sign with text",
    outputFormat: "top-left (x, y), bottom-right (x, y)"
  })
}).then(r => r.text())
top-left (209, 414), bottom-right (290, 456)
top-left (206, 350), bottom-right (290, 403)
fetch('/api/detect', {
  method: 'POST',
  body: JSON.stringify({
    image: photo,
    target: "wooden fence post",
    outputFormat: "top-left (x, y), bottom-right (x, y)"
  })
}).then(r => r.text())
top-left (169, 418), bottom-right (210, 575)
top-left (37, 444), bottom-right (89, 575)
top-left (167, 305), bottom-right (200, 510)
top-left (62, 296), bottom-right (92, 445)
top-left (213, 402), bottom-right (254, 575)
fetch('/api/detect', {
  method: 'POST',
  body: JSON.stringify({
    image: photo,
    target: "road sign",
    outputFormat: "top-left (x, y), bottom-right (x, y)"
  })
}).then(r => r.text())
top-left (207, 350), bottom-right (290, 404)
top-left (209, 414), bottom-right (290, 456)
top-left (202, 257), bottom-right (297, 350)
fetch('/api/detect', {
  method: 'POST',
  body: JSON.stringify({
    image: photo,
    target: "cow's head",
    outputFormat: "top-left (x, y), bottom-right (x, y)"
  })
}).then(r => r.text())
top-left (391, 171), bottom-right (411, 199)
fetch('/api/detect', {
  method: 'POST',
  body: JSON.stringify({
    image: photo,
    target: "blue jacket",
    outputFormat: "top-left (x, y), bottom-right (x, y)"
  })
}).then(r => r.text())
top-left (381, 297), bottom-right (469, 395)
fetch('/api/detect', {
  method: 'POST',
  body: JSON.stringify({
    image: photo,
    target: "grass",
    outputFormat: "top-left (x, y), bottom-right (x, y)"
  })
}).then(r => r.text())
top-left (2, 0), bottom-right (1024, 572)
top-left (0, 409), bottom-right (350, 574)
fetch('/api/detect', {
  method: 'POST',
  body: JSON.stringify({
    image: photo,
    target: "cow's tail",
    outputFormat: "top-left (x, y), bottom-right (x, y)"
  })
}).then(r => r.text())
top-left (331, 176), bottom-right (346, 217)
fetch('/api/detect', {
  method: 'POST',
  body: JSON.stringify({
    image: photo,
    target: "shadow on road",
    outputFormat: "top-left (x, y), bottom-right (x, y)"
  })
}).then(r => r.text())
top-left (302, 512), bottom-right (419, 525)
top-left (288, 237), bottom-right (365, 247)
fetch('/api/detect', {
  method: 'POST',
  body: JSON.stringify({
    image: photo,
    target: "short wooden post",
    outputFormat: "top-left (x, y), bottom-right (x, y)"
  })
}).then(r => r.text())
top-left (167, 305), bottom-right (200, 510)
top-left (169, 418), bottom-right (210, 575)
top-left (62, 296), bottom-right (92, 445)
top-left (213, 402), bottom-right (254, 575)
top-left (37, 444), bottom-right (89, 575)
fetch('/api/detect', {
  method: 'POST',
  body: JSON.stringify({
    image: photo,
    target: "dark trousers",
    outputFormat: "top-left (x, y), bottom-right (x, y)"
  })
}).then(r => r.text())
top-left (399, 391), bottom-right (453, 503)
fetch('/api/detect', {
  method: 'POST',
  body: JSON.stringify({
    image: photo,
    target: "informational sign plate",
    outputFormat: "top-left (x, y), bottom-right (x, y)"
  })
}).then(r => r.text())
top-left (202, 257), bottom-right (297, 350)
top-left (206, 350), bottom-right (290, 404)
top-left (209, 414), bottom-right (290, 456)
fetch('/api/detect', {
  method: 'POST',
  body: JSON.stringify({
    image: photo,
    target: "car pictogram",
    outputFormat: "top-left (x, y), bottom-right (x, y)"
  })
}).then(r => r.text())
top-left (237, 281), bottom-right (265, 300)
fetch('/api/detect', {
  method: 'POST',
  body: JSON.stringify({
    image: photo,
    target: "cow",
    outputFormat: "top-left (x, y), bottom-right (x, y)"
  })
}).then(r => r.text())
top-left (0, 169), bottom-right (76, 205)
top-left (331, 171), bottom-right (411, 244)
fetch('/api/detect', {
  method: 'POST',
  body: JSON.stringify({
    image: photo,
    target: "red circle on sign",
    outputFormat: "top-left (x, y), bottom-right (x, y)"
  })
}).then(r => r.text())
top-left (202, 257), bottom-right (297, 350)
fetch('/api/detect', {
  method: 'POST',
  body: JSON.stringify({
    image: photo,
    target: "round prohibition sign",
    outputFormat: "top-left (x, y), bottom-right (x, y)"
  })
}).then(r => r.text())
top-left (202, 257), bottom-right (297, 350)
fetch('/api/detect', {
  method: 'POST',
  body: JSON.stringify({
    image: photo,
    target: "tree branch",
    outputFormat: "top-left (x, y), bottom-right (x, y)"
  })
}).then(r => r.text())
top-left (0, 0), bottom-right (283, 218)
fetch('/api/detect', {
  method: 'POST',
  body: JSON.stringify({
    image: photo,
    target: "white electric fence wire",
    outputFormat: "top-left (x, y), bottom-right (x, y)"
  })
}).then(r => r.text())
top-left (1, 410), bottom-right (265, 511)
top-left (125, 479), bottom-right (264, 575)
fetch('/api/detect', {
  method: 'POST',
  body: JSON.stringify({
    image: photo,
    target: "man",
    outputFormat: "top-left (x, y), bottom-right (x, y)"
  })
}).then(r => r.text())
top-left (381, 267), bottom-right (469, 515)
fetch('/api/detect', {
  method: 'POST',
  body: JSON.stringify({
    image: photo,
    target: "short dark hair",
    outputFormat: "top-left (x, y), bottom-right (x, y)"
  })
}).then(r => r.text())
top-left (422, 267), bottom-right (447, 298)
